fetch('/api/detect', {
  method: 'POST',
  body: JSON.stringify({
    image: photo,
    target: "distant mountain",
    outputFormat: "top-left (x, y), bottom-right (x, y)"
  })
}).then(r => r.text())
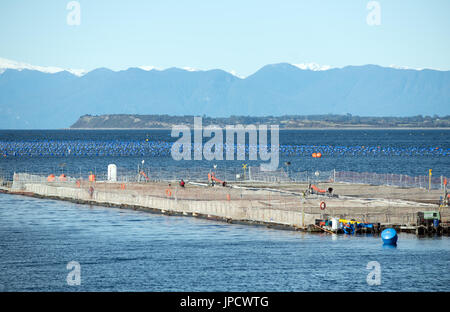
top-left (71, 114), bottom-right (450, 129)
top-left (0, 60), bottom-right (449, 129)
top-left (0, 57), bottom-right (86, 76)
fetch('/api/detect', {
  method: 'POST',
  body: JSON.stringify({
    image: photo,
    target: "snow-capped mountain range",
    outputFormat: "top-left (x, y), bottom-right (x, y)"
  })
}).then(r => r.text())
top-left (2, 56), bottom-right (445, 83)
top-left (0, 57), bottom-right (449, 129)
top-left (0, 57), bottom-right (87, 77)
top-left (0, 57), bottom-right (442, 79)
top-left (0, 57), bottom-right (337, 78)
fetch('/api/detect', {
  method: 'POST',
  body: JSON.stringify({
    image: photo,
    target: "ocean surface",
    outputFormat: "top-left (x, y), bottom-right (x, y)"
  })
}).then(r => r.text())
top-left (0, 129), bottom-right (449, 292)
top-left (0, 129), bottom-right (449, 178)
top-left (0, 193), bottom-right (449, 292)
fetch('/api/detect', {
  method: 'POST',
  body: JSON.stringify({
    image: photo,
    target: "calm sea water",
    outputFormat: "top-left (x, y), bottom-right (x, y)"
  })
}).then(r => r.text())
top-left (0, 193), bottom-right (449, 292)
top-left (0, 129), bottom-right (449, 177)
top-left (0, 130), bottom-right (449, 292)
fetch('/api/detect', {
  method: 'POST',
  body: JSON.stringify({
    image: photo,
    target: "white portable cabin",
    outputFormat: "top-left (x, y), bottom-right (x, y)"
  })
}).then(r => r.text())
top-left (107, 164), bottom-right (117, 182)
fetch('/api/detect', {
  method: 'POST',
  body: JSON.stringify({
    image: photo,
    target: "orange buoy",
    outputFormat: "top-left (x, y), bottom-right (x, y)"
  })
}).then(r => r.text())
top-left (312, 153), bottom-right (317, 158)
top-left (47, 174), bottom-right (55, 182)
top-left (316, 152), bottom-right (322, 158)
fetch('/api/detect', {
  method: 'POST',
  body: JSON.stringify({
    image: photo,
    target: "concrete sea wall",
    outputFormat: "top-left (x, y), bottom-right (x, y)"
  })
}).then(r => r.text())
top-left (13, 176), bottom-right (319, 230)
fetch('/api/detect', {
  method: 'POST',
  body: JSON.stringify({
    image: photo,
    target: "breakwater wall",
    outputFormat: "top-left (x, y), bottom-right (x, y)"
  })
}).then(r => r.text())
top-left (10, 173), bottom-right (320, 230)
top-left (7, 173), bottom-right (449, 234)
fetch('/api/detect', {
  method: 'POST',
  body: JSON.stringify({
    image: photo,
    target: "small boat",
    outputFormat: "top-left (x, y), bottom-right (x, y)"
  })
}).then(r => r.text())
top-left (381, 228), bottom-right (398, 245)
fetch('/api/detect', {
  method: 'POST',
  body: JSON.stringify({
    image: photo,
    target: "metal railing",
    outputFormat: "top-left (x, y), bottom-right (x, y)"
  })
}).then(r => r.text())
top-left (333, 170), bottom-right (446, 190)
top-left (1, 166), bottom-right (448, 191)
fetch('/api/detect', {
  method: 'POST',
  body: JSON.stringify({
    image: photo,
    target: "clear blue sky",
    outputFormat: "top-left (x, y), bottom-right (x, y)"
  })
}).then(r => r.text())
top-left (1, 0), bottom-right (449, 76)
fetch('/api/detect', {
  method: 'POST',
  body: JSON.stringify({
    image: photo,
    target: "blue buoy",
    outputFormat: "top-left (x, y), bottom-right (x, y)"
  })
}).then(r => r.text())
top-left (433, 219), bottom-right (439, 228)
top-left (343, 223), bottom-right (355, 235)
top-left (381, 228), bottom-right (398, 245)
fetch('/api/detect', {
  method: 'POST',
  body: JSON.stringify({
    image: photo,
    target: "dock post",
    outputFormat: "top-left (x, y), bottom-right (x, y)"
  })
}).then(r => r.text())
top-left (302, 205), bottom-right (305, 228)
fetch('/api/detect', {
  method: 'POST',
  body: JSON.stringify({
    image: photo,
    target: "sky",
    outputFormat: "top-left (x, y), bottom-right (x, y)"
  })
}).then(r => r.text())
top-left (0, 0), bottom-right (449, 76)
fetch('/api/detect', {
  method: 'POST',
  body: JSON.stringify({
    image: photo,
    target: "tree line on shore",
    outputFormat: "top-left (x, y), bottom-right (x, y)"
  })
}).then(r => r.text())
top-left (71, 114), bottom-right (450, 129)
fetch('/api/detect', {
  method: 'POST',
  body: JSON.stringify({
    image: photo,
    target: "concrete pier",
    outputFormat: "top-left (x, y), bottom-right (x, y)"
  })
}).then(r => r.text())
top-left (4, 173), bottom-right (449, 233)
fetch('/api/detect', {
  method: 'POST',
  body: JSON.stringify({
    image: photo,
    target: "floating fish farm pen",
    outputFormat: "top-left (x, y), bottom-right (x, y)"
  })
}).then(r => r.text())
top-left (1, 163), bottom-right (449, 236)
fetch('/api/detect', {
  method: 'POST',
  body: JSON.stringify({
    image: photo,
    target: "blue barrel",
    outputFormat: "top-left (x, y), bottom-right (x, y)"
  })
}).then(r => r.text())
top-left (381, 228), bottom-right (398, 245)
top-left (433, 219), bottom-right (439, 227)
top-left (343, 223), bottom-right (354, 235)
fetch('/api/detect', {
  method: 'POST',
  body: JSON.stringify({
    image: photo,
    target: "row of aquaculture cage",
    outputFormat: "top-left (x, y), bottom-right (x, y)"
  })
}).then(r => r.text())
top-left (2, 166), bottom-right (327, 184)
top-left (333, 171), bottom-right (447, 190)
top-left (1, 166), bottom-right (447, 190)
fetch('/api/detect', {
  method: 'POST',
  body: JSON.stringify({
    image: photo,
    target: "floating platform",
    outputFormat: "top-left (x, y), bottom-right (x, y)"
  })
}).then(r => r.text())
top-left (3, 173), bottom-right (449, 235)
